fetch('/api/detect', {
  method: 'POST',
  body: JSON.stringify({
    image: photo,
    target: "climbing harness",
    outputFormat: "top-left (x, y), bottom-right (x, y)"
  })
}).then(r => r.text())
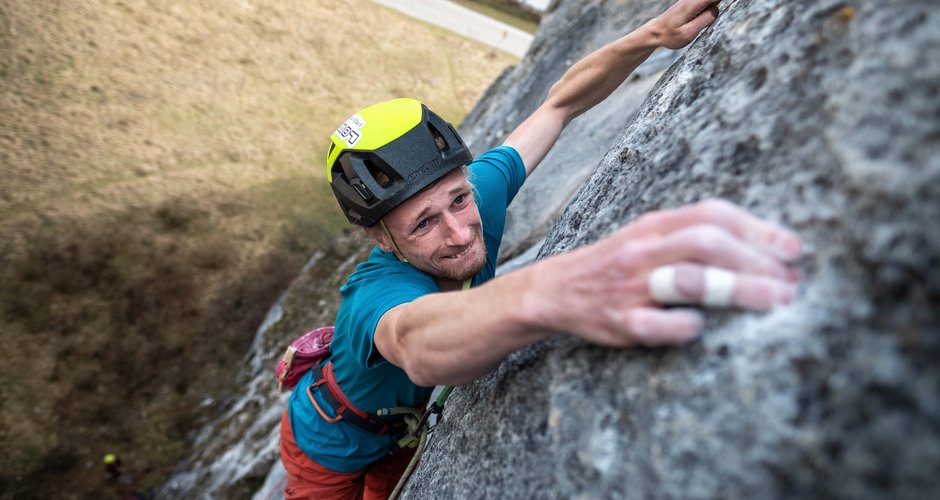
top-left (307, 361), bottom-right (413, 436)
top-left (303, 362), bottom-right (454, 500)
top-left (275, 277), bottom-right (468, 497)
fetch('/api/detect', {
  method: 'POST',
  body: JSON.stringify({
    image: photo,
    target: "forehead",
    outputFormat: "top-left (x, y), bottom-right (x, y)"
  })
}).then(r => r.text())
top-left (386, 169), bottom-right (471, 224)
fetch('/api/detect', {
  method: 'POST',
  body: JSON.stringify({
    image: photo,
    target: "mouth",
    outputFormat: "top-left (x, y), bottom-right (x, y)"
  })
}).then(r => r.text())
top-left (444, 239), bottom-right (473, 260)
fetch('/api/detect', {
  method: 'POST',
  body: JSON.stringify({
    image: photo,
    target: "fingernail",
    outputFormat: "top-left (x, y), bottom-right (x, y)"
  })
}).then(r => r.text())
top-left (777, 233), bottom-right (803, 262)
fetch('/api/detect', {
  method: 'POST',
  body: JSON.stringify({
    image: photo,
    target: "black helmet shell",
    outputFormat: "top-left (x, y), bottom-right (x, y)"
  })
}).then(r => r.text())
top-left (326, 98), bottom-right (473, 227)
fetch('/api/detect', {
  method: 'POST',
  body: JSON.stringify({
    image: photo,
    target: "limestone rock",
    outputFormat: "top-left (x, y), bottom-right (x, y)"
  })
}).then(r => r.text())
top-left (462, 0), bottom-right (684, 263)
top-left (404, 0), bottom-right (940, 498)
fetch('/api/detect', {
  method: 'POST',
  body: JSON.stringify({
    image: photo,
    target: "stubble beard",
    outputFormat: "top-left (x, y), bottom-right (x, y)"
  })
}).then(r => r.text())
top-left (434, 227), bottom-right (486, 282)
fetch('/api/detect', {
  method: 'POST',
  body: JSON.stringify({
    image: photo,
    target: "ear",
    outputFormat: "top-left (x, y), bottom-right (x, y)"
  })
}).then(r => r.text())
top-left (366, 225), bottom-right (393, 253)
top-left (374, 232), bottom-right (393, 253)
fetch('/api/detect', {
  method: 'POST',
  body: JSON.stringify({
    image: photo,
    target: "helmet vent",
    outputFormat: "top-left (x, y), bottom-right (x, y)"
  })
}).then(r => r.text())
top-left (429, 123), bottom-right (448, 151)
top-left (365, 159), bottom-right (393, 188)
top-left (328, 143), bottom-right (336, 157)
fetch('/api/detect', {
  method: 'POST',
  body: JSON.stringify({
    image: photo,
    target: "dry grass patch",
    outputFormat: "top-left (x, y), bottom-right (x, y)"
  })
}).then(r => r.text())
top-left (0, 0), bottom-right (516, 497)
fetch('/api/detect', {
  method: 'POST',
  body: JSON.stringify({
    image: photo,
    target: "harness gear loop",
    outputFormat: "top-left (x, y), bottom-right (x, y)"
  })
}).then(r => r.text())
top-left (307, 362), bottom-right (414, 436)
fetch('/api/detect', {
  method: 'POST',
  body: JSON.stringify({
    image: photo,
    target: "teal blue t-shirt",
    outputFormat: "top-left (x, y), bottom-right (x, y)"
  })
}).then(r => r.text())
top-left (287, 146), bottom-right (526, 472)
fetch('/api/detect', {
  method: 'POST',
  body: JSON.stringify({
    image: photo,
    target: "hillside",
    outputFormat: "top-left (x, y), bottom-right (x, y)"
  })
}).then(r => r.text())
top-left (0, 1), bottom-right (516, 498)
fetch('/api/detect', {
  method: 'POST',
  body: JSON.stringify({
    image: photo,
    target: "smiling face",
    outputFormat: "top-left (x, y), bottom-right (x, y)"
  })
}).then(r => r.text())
top-left (377, 168), bottom-right (486, 288)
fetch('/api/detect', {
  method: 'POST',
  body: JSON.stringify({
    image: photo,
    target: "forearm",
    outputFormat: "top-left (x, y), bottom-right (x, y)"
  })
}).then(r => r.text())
top-left (376, 264), bottom-right (553, 386)
top-left (545, 23), bottom-right (661, 123)
top-left (505, 0), bottom-right (719, 174)
top-left (505, 22), bottom-right (664, 173)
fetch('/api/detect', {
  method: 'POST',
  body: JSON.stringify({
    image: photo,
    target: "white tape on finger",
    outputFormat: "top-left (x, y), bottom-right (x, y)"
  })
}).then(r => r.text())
top-left (703, 267), bottom-right (736, 307)
top-left (648, 265), bottom-right (685, 304)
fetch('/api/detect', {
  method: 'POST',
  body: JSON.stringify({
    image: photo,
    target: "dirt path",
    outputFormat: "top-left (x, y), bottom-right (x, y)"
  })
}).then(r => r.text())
top-left (370, 0), bottom-right (534, 57)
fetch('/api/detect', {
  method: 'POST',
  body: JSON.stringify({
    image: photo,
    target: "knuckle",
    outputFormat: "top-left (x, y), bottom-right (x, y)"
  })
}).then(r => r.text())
top-left (697, 198), bottom-right (735, 220)
top-left (689, 224), bottom-right (731, 255)
top-left (633, 210), bottom-right (666, 230)
top-left (617, 239), bottom-right (658, 268)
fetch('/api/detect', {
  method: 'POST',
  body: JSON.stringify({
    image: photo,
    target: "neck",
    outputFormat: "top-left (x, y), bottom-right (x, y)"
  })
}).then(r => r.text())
top-left (436, 277), bottom-right (472, 293)
top-left (435, 278), bottom-right (463, 292)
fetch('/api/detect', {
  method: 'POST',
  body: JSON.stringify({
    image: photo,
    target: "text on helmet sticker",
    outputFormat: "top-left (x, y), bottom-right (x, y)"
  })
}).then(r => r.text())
top-left (336, 114), bottom-right (366, 148)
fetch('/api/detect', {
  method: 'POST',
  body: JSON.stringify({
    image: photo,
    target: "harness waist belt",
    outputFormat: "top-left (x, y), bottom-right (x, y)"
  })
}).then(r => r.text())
top-left (307, 361), bottom-right (407, 436)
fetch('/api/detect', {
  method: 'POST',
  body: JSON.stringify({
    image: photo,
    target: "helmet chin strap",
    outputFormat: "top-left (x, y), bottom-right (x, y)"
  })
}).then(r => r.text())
top-left (379, 220), bottom-right (472, 291)
top-left (379, 220), bottom-right (409, 264)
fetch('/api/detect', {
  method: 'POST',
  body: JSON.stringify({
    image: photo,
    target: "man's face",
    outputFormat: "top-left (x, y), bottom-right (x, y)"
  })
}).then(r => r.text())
top-left (380, 168), bottom-right (486, 284)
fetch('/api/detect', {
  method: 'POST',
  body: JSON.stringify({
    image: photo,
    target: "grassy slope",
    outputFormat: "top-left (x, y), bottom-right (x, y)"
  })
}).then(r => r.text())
top-left (0, 0), bottom-right (516, 498)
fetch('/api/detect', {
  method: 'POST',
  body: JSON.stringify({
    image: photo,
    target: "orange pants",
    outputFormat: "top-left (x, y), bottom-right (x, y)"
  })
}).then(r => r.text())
top-left (279, 410), bottom-right (416, 500)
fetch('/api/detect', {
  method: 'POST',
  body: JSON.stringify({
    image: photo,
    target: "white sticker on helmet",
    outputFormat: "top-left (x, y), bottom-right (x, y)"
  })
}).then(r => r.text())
top-left (336, 114), bottom-right (366, 147)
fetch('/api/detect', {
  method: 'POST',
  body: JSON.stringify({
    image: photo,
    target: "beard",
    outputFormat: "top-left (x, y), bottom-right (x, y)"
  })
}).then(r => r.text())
top-left (432, 226), bottom-right (486, 282)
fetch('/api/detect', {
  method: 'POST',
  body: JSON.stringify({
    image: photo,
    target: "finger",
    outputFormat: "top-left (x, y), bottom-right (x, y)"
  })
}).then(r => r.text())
top-left (672, 0), bottom-right (721, 19)
top-left (680, 2), bottom-right (720, 38)
top-left (619, 199), bottom-right (803, 262)
top-left (647, 264), bottom-right (798, 310)
top-left (625, 307), bottom-right (704, 346)
top-left (642, 223), bottom-right (798, 281)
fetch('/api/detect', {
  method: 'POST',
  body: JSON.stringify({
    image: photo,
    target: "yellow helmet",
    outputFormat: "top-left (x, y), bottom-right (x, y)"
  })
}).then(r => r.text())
top-left (326, 98), bottom-right (472, 226)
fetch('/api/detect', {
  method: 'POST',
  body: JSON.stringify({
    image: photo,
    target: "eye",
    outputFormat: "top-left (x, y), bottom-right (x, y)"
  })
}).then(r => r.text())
top-left (415, 219), bottom-right (429, 232)
top-left (453, 194), bottom-right (466, 206)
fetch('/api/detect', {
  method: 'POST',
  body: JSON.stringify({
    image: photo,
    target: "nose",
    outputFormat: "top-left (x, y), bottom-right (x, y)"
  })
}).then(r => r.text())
top-left (440, 212), bottom-right (472, 247)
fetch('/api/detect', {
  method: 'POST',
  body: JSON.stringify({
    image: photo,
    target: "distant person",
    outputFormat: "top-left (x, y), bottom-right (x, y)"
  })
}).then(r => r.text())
top-left (103, 453), bottom-right (124, 481)
top-left (280, 0), bottom-right (802, 498)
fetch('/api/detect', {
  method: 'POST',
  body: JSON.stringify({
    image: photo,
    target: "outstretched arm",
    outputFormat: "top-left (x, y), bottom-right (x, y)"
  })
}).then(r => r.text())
top-left (375, 200), bottom-right (801, 387)
top-left (505, 0), bottom-right (721, 175)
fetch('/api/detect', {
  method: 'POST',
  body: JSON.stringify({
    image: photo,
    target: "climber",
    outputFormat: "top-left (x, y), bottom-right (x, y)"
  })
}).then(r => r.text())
top-left (280, 0), bottom-right (803, 498)
top-left (103, 453), bottom-right (124, 481)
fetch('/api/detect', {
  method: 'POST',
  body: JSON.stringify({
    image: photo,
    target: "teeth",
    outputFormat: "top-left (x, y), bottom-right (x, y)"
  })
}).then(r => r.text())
top-left (449, 242), bottom-right (471, 259)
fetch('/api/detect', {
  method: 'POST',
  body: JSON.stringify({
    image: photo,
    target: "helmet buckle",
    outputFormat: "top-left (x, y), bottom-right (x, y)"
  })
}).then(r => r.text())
top-left (351, 178), bottom-right (375, 202)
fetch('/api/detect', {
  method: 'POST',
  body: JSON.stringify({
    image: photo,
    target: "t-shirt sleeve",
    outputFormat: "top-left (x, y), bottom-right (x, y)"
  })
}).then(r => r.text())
top-left (336, 257), bottom-right (439, 370)
top-left (469, 145), bottom-right (526, 210)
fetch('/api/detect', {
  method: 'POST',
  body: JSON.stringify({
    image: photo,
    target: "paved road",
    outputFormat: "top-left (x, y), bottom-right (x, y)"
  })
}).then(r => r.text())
top-left (370, 0), bottom-right (534, 58)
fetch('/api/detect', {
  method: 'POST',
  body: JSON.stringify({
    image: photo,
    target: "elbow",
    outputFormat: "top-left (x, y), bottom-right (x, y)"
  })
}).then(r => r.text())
top-left (387, 326), bottom-right (437, 386)
top-left (401, 354), bottom-right (437, 388)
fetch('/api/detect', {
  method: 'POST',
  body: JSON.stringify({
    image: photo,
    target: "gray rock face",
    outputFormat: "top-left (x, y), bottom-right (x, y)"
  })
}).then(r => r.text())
top-left (405, 0), bottom-right (940, 499)
top-left (461, 0), bottom-right (683, 262)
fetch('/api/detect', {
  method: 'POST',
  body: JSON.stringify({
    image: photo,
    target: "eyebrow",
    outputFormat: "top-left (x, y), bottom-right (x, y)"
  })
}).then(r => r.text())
top-left (408, 182), bottom-right (472, 228)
